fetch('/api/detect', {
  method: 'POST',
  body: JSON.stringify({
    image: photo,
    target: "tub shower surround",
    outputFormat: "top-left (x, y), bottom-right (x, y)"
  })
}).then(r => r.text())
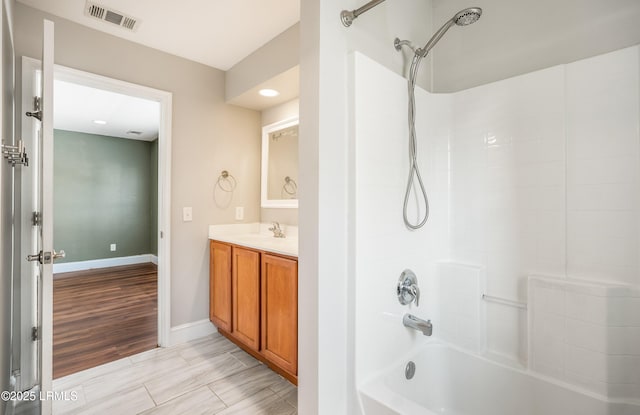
top-left (359, 342), bottom-right (638, 415)
top-left (529, 276), bottom-right (640, 401)
top-left (352, 44), bottom-right (640, 413)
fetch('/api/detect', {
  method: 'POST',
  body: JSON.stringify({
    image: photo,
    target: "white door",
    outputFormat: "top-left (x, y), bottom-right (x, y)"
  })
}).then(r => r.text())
top-left (18, 57), bottom-right (40, 392)
top-left (22, 19), bottom-right (56, 415)
top-left (39, 19), bottom-right (55, 414)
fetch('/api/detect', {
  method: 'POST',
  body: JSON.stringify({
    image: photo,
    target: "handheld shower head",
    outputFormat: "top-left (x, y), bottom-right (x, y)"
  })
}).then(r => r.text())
top-left (419, 6), bottom-right (482, 57)
top-left (395, 6), bottom-right (483, 230)
top-left (454, 7), bottom-right (482, 26)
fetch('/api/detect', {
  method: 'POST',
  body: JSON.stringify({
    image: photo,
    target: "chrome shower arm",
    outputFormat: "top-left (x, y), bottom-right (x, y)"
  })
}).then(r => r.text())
top-left (394, 38), bottom-right (419, 53)
top-left (341, 0), bottom-right (386, 27)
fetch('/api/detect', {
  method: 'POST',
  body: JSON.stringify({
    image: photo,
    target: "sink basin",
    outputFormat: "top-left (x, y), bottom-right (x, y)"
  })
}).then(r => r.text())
top-left (208, 223), bottom-right (298, 257)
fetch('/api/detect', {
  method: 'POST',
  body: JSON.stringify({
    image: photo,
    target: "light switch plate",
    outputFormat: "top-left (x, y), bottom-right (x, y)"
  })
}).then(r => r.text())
top-left (235, 206), bottom-right (244, 221)
top-left (183, 207), bottom-right (193, 222)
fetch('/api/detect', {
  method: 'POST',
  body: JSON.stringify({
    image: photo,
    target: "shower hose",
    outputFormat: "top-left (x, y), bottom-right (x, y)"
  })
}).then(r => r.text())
top-left (403, 51), bottom-right (429, 230)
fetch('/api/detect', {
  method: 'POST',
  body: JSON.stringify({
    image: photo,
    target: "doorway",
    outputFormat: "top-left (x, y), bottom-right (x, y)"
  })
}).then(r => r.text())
top-left (51, 78), bottom-right (161, 378)
top-left (18, 57), bottom-right (172, 388)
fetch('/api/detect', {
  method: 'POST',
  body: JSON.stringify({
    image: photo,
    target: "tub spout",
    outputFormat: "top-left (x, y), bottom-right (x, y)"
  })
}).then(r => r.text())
top-left (403, 313), bottom-right (432, 336)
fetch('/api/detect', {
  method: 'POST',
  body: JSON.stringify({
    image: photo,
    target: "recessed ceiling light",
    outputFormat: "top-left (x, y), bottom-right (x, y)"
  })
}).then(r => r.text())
top-left (259, 89), bottom-right (279, 97)
top-left (93, 119), bottom-right (107, 125)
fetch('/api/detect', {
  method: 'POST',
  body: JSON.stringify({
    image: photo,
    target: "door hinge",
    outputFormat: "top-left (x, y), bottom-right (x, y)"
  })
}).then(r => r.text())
top-left (32, 211), bottom-right (41, 226)
top-left (1, 139), bottom-right (29, 167)
top-left (160, 231), bottom-right (163, 239)
top-left (31, 326), bottom-right (39, 341)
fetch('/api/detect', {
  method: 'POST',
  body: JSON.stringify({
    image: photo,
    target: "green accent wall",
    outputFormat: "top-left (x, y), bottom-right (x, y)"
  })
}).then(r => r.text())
top-left (149, 139), bottom-right (158, 256)
top-left (53, 130), bottom-right (158, 263)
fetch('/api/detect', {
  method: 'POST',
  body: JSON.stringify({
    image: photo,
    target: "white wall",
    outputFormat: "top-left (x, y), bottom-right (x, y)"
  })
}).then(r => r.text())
top-left (448, 46), bottom-right (640, 369)
top-left (262, 98), bottom-right (299, 127)
top-left (528, 46), bottom-right (640, 401)
top-left (450, 63), bottom-right (567, 364)
top-left (566, 47), bottom-right (640, 284)
top-left (226, 23), bottom-right (299, 102)
top-left (13, 3), bottom-right (262, 327)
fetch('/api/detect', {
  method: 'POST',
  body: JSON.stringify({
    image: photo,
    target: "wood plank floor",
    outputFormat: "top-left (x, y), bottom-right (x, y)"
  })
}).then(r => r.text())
top-left (52, 333), bottom-right (298, 415)
top-left (53, 263), bottom-right (158, 379)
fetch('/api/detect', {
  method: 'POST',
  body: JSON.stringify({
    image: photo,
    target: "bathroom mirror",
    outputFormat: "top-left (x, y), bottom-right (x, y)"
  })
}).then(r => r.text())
top-left (261, 117), bottom-right (299, 208)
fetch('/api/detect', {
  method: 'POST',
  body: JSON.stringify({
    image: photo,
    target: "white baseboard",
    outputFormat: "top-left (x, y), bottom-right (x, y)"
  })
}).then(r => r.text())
top-left (150, 255), bottom-right (158, 265)
top-left (169, 319), bottom-right (217, 347)
top-left (53, 254), bottom-right (156, 274)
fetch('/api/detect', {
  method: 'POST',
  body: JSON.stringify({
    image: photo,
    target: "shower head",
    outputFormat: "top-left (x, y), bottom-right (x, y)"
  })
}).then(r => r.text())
top-left (454, 7), bottom-right (482, 26)
top-left (418, 7), bottom-right (482, 57)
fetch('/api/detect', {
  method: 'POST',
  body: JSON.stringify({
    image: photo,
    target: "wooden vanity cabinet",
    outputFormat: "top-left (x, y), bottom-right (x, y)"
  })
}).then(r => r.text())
top-left (231, 247), bottom-right (260, 351)
top-left (209, 241), bottom-right (232, 331)
top-left (209, 240), bottom-right (298, 383)
top-left (261, 254), bottom-right (298, 376)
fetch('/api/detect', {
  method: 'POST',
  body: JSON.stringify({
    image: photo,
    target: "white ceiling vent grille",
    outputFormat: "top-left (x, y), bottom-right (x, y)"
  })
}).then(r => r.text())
top-left (84, 2), bottom-right (140, 32)
top-left (87, 3), bottom-right (105, 19)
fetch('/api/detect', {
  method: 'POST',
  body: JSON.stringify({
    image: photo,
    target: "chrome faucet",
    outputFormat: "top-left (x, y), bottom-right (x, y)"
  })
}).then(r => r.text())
top-left (397, 269), bottom-right (420, 306)
top-left (268, 222), bottom-right (285, 238)
top-left (403, 314), bottom-right (432, 336)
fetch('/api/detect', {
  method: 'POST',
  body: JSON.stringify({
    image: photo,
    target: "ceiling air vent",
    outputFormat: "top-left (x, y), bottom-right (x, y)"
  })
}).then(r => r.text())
top-left (84, 1), bottom-right (140, 32)
top-left (87, 3), bottom-right (105, 19)
top-left (126, 130), bottom-right (143, 136)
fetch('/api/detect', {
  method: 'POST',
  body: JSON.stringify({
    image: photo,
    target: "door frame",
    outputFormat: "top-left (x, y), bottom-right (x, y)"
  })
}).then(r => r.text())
top-left (21, 57), bottom-right (173, 349)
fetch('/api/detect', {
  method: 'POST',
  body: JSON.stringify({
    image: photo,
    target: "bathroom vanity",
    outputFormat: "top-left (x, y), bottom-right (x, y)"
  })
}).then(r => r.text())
top-left (208, 224), bottom-right (298, 384)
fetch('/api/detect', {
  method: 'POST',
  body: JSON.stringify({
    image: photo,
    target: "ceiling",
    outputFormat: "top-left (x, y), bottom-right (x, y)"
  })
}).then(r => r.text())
top-left (17, 0), bottom-right (300, 71)
top-left (54, 80), bottom-right (160, 141)
top-left (26, 0), bottom-right (301, 137)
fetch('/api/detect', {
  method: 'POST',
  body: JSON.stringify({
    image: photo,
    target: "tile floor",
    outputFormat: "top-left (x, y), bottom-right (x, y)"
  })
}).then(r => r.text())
top-left (52, 332), bottom-right (297, 415)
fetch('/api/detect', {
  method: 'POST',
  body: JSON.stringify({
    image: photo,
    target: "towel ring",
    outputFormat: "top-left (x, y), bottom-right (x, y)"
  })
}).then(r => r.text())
top-left (216, 170), bottom-right (237, 192)
top-left (281, 176), bottom-right (297, 198)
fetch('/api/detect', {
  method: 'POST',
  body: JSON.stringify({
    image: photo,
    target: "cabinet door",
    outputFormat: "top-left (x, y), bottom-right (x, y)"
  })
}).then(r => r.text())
top-left (261, 254), bottom-right (298, 375)
top-left (210, 241), bottom-right (232, 331)
top-left (232, 247), bottom-right (261, 351)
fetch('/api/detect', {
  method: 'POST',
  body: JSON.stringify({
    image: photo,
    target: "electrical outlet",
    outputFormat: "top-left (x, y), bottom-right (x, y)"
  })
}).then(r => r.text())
top-left (183, 207), bottom-right (193, 222)
top-left (110, 243), bottom-right (116, 252)
top-left (235, 206), bottom-right (244, 221)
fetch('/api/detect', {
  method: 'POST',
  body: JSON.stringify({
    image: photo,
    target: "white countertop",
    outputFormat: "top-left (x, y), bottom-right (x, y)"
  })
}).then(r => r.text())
top-left (208, 223), bottom-right (298, 257)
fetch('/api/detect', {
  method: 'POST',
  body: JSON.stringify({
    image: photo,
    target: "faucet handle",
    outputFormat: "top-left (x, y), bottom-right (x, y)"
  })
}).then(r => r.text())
top-left (410, 284), bottom-right (420, 307)
top-left (397, 269), bottom-right (420, 306)
top-left (268, 222), bottom-right (285, 238)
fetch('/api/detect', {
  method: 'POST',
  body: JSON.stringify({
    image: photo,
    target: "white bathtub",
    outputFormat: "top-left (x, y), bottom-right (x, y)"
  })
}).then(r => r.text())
top-left (358, 342), bottom-right (640, 415)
